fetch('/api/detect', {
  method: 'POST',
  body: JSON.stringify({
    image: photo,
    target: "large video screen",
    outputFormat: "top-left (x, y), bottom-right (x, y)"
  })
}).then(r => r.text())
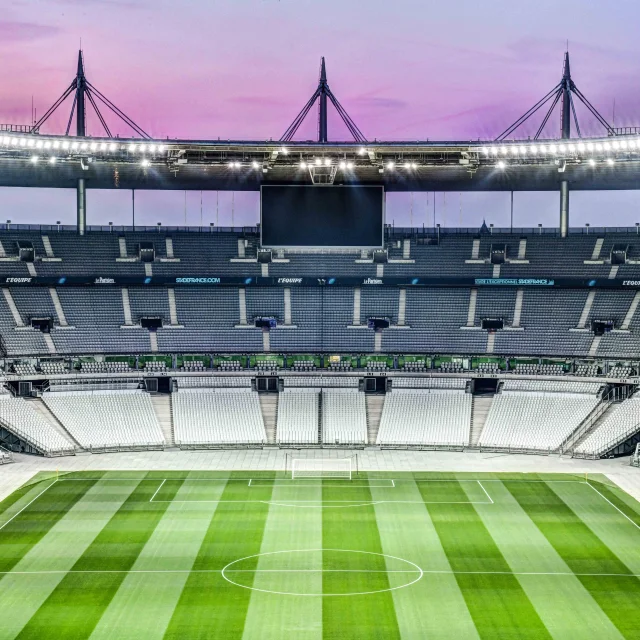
top-left (261, 186), bottom-right (384, 248)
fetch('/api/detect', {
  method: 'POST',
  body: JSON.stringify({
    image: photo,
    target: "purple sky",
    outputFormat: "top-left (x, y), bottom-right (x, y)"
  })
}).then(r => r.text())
top-left (2, 0), bottom-right (640, 228)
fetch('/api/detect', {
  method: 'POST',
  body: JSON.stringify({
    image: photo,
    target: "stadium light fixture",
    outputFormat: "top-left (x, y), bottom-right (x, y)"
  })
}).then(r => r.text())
top-left (358, 147), bottom-right (366, 155)
top-left (99, 142), bottom-right (107, 152)
top-left (411, 162), bottom-right (417, 169)
top-left (128, 144), bottom-right (136, 153)
top-left (404, 161), bottom-right (411, 169)
top-left (606, 158), bottom-right (614, 166)
top-left (323, 158), bottom-right (331, 167)
top-left (90, 142), bottom-right (97, 152)
top-left (490, 146), bottom-right (498, 156)
top-left (141, 158), bottom-right (150, 167)
top-left (157, 144), bottom-right (165, 153)
top-left (109, 142), bottom-right (117, 152)
top-left (44, 141), bottom-right (51, 150)
top-left (588, 158), bottom-right (596, 166)
top-left (386, 161), bottom-right (395, 170)
top-left (347, 161), bottom-right (354, 170)
top-left (300, 161), bottom-right (307, 170)
top-left (500, 146), bottom-right (508, 155)
top-left (80, 142), bottom-right (88, 151)
top-left (30, 155), bottom-right (39, 164)
top-left (314, 158), bottom-right (321, 166)
top-left (49, 156), bottom-right (57, 164)
top-left (496, 160), bottom-right (506, 169)
top-left (251, 160), bottom-right (259, 169)
top-left (339, 161), bottom-right (347, 170)
top-left (62, 140), bottom-right (70, 151)
top-left (280, 147), bottom-right (289, 155)
top-left (53, 140), bottom-right (60, 150)
top-left (19, 138), bottom-right (26, 147)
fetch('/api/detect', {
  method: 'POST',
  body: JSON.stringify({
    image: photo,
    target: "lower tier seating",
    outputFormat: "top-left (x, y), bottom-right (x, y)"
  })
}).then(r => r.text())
top-left (173, 389), bottom-right (266, 445)
top-left (276, 390), bottom-right (319, 444)
top-left (0, 396), bottom-right (74, 454)
top-left (575, 396), bottom-right (640, 457)
top-left (321, 390), bottom-right (367, 445)
top-left (479, 390), bottom-right (600, 451)
top-left (43, 390), bottom-right (164, 449)
top-left (377, 390), bottom-right (472, 446)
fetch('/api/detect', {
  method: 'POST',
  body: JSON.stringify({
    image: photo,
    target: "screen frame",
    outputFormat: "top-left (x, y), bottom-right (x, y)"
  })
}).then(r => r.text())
top-left (259, 184), bottom-right (385, 250)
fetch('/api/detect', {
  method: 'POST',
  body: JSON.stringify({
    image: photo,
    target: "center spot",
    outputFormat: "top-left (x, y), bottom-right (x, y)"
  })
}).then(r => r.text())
top-left (221, 549), bottom-right (423, 596)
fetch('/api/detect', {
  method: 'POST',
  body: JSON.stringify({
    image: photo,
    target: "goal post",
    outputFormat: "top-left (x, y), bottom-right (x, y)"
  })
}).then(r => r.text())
top-left (632, 444), bottom-right (640, 468)
top-left (291, 457), bottom-right (354, 479)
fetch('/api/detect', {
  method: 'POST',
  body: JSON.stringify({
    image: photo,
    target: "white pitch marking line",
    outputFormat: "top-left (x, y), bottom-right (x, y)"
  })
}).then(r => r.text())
top-left (586, 482), bottom-right (640, 532)
top-left (1, 568), bottom-right (640, 578)
top-left (149, 479), bottom-right (166, 503)
top-left (0, 480), bottom-right (58, 532)
top-left (248, 479), bottom-right (252, 487)
top-left (476, 481), bottom-right (494, 505)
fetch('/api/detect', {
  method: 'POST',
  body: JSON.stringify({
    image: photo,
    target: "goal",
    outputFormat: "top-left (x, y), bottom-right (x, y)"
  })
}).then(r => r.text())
top-left (632, 444), bottom-right (640, 468)
top-left (291, 458), bottom-right (354, 479)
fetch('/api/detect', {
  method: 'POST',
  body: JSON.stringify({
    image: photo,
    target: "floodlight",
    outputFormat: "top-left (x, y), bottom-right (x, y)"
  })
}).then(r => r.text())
top-left (109, 142), bottom-right (117, 152)
top-left (141, 158), bottom-right (150, 167)
top-left (30, 155), bottom-right (39, 163)
top-left (49, 156), bottom-right (57, 164)
top-left (62, 140), bottom-right (70, 150)
top-left (606, 158), bottom-right (614, 166)
top-left (386, 161), bottom-right (395, 170)
top-left (314, 158), bottom-right (321, 166)
top-left (339, 161), bottom-right (347, 170)
top-left (252, 160), bottom-right (259, 169)
top-left (323, 157), bottom-right (331, 166)
top-left (347, 161), bottom-right (354, 169)
top-left (497, 160), bottom-right (506, 169)
top-left (588, 158), bottom-right (596, 166)
top-left (300, 161), bottom-right (307, 169)
top-left (358, 147), bottom-right (366, 155)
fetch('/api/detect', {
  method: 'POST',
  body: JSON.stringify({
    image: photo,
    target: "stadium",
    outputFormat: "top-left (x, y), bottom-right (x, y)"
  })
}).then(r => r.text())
top-left (1, 20), bottom-right (640, 639)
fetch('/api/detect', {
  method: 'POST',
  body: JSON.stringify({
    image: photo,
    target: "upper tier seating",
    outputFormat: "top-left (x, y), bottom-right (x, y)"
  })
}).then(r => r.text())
top-left (321, 390), bottom-right (367, 445)
top-left (377, 389), bottom-right (472, 446)
top-left (43, 390), bottom-right (164, 449)
top-left (1, 228), bottom-right (639, 358)
top-left (574, 396), bottom-right (640, 457)
top-left (0, 396), bottom-right (74, 454)
top-left (172, 389), bottom-right (266, 445)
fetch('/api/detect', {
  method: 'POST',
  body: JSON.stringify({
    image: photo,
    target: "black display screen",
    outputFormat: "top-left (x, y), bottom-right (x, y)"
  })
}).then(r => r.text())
top-left (261, 186), bottom-right (384, 248)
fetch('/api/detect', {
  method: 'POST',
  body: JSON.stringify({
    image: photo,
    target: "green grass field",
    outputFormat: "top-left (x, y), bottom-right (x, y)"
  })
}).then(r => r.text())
top-left (0, 470), bottom-right (639, 639)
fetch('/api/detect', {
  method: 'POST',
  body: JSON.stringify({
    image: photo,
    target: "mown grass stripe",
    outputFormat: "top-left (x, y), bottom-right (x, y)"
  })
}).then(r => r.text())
top-left (322, 480), bottom-right (401, 640)
top-left (0, 477), bottom-right (141, 640)
top-left (505, 480), bottom-right (640, 640)
top-left (423, 480), bottom-right (552, 640)
top-left (163, 472), bottom-right (275, 640)
top-left (88, 476), bottom-right (227, 640)
top-left (468, 481), bottom-right (624, 640)
top-left (15, 475), bottom-right (184, 640)
top-left (370, 479), bottom-right (480, 640)
top-left (241, 480), bottom-right (322, 639)
top-left (0, 477), bottom-right (100, 575)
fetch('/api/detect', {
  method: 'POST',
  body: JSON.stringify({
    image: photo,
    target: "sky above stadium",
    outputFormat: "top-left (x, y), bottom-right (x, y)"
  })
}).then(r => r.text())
top-left (2, 0), bottom-right (640, 227)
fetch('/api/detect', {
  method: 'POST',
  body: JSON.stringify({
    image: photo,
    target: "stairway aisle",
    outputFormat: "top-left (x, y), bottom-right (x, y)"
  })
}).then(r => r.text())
top-left (365, 395), bottom-right (385, 445)
top-left (469, 395), bottom-right (494, 447)
top-left (259, 394), bottom-right (278, 445)
top-left (150, 393), bottom-right (175, 447)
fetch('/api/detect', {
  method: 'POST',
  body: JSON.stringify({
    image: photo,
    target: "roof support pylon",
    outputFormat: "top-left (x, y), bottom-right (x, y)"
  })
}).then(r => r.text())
top-left (281, 58), bottom-right (366, 143)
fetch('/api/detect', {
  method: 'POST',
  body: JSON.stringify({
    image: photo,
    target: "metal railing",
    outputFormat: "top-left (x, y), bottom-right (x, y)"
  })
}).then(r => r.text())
top-left (0, 444), bottom-right (13, 464)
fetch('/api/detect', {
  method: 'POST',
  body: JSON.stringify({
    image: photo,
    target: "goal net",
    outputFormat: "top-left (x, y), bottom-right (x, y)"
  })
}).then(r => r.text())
top-left (632, 444), bottom-right (640, 468)
top-left (291, 458), bottom-right (352, 479)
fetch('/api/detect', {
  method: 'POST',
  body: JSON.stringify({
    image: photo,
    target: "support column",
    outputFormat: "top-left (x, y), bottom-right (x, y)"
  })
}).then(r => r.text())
top-left (77, 178), bottom-right (86, 236)
top-left (560, 180), bottom-right (569, 238)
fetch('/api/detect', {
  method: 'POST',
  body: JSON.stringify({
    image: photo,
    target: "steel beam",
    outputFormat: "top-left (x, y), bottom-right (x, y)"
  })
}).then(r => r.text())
top-left (560, 180), bottom-right (569, 238)
top-left (77, 178), bottom-right (86, 236)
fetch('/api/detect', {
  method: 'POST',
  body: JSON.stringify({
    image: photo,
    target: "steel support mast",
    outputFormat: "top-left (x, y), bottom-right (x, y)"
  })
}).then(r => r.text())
top-left (76, 51), bottom-right (87, 235)
top-left (559, 52), bottom-right (571, 238)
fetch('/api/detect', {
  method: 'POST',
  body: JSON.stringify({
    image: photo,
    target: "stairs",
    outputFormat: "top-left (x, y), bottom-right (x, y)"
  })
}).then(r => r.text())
top-left (2, 289), bottom-right (24, 326)
top-left (469, 395), bottom-right (494, 447)
top-left (150, 393), bottom-right (174, 447)
top-left (466, 288), bottom-right (478, 326)
top-left (576, 290), bottom-right (596, 329)
top-left (43, 334), bottom-right (56, 354)
top-left (365, 395), bottom-right (385, 445)
top-left (149, 332), bottom-right (159, 352)
top-left (28, 398), bottom-right (80, 449)
top-left (49, 288), bottom-right (68, 326)
top-left (318, 392), bottom-right (323, 444)
top-left (259, 394), bottom-right (278, 445)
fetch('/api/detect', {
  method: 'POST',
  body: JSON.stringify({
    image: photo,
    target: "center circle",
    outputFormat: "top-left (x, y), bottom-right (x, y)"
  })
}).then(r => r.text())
top-left (221, 549), bottom-right (423, 597)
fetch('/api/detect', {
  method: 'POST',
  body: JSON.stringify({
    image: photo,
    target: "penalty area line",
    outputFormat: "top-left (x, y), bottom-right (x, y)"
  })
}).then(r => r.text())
top-left (0, 480), bottom-right (58, 532)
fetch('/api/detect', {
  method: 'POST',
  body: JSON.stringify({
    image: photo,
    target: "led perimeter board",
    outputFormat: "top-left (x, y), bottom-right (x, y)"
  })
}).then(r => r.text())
top-left (260, 185), bottom-right (384, 248)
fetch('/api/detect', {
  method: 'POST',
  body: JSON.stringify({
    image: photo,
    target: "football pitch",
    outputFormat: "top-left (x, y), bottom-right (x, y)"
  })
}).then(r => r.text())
top-left (0, 471), bottom-right (639, 639)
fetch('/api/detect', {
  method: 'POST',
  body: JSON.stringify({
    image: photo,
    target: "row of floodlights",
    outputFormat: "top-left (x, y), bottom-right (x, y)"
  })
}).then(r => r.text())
top-left (27, 155), bottom-right (153, 167)
top-left (495, 158), bottom-right (616, 169)
top-left (0, 136), bottom-right (165, 155)
top-left (480, 139), bottom-right (640, 157)
top-left (228, 158), bottom-right (418, 171)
